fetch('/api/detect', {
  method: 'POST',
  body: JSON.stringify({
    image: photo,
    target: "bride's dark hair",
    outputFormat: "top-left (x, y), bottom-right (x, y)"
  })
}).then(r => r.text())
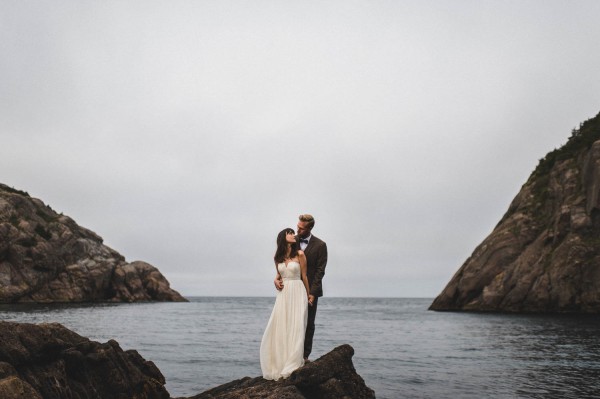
top-left (274, 228), bottom-right (298, 263)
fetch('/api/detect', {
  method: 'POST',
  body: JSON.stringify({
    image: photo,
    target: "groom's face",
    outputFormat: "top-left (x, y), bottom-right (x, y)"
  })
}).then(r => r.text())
top-left (296, 221), bottom-right (312, 238)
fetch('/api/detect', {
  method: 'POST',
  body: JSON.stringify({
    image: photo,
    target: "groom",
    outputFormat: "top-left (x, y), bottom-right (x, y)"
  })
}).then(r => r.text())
top-left (275, 214), bottom-right (328, 360)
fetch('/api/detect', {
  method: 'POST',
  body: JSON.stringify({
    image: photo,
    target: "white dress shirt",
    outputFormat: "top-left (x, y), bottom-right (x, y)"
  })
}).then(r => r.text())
top-left (299, 234), bottom-right (311, 251)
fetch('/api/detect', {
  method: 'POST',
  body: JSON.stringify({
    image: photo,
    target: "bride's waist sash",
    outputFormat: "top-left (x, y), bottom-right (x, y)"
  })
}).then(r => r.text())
top-left (282, 276), bottom-right (301, 281)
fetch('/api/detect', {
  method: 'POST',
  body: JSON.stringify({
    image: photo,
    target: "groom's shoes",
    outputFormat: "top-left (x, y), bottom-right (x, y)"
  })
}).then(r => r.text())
top-left (304, 358), bottom-right (311, 364)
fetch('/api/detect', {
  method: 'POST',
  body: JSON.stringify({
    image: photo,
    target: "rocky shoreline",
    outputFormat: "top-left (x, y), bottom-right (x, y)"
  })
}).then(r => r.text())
top-left (0, 321), bottom-right (375, 399)
top-left (0, 183), bottom-right (186, 303)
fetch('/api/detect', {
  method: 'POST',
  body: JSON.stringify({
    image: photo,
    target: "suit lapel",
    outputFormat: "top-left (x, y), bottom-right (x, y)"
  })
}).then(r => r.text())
top-left (303, 236), bottom-right (316, 257)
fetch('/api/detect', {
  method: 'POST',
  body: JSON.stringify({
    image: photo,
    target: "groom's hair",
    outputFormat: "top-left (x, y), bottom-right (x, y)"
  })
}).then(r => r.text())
top-left (299, 214), bottom-right (315, 230)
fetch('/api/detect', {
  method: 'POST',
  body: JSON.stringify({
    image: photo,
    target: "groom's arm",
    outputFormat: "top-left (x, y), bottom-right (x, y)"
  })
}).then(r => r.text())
top-left (310, 242), bottom-right (328, 297)
top-left (274, 262), bottom-right (283, 290)
top-left (274, 275), bottom-right (283, 290)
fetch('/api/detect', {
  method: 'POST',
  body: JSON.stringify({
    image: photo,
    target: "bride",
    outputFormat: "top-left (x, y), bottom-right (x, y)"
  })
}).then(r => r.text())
top-left (260, 228), bottom-right (313, 380)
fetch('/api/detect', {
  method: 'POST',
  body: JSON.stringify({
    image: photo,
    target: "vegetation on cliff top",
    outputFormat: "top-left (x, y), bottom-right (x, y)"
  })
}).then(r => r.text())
top-left (531, 111), bottom-right (600, 179)
top-left (0, 183), bottom-right (30, 197)
top-left (525, 111), bottom-right (600, 220)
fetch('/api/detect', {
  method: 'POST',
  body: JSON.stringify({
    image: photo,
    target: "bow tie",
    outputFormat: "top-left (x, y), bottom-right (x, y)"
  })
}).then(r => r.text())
top-left (299, 239), bottom-right (309, 244)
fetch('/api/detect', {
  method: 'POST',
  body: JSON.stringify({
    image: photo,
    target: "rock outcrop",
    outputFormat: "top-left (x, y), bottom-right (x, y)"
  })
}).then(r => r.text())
top-left (0, 321), bottom-right (374, 399)
top-left (0, 183), bottom-right (186, 303)
top-left (430, 111), bottom-right (600, 312)
top-left (183, 344), bottom-right (375, 399)
top-left (0, 321), bottom-right (169, 399)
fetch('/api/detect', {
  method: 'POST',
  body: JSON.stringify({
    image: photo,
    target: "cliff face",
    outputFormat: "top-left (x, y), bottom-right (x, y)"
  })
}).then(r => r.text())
top-left (431, 111), bottom-right (600, 313)
top-left (0, 184), bottom-right (186, 303)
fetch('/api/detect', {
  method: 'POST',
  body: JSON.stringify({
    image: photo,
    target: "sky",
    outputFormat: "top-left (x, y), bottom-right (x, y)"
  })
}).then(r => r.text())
top-left (2, 1), bottom-right (600, 298)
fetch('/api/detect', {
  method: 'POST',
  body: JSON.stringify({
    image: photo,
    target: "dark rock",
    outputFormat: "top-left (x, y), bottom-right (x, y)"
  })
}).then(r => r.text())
top-left (183, 344), bottom-right (375, 399)
top-left (0, 183), bottom-right (186, 303)
top-left (0, 320), bottom-right (170, 399)
top-left (431, 110), bottom-right (600, 313)
top-left (0, 321), bottom-right (374, 399)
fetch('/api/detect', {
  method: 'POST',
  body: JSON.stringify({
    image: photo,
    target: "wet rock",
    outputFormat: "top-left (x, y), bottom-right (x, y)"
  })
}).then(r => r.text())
top-left (0, 321), bottom-right (374, 399)
top-left (184, 344), bottom-right (375, 399)
top-left (0, 321), bottom-right (169, 399)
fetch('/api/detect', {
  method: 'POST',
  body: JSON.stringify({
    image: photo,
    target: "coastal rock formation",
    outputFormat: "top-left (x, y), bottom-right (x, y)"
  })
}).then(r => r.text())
top-left (430, 111), bottom-right (600, 312)
top-left (0, 321), bottom-right (374, 399)
top-left (0, 183), bottom-right (186, 303)
top-left (0, 321), bottom-right (169, 399)
top-left (183, 344), bottom-right (375, 399)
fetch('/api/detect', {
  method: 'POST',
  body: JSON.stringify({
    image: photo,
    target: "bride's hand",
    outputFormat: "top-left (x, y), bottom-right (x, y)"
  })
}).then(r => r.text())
top-left (308, 294), bottom-right (315, 306)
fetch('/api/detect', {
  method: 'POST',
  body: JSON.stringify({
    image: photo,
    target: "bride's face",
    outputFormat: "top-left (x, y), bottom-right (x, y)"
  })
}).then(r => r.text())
top-left (285, 231), bottom-right (296, 244)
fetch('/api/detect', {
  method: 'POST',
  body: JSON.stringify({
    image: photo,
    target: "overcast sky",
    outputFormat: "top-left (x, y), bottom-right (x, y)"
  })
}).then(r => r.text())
top-left (2, 1), bottom-right (600, 298)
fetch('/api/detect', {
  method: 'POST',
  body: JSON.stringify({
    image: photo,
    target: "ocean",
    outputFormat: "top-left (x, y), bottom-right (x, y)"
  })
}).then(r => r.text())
top-left (1, 297), bottom-right (600, 398)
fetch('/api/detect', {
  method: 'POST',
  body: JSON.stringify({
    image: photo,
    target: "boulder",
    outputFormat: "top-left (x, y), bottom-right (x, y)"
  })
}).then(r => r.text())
top-left (0, 321), bottom-right (169, 399)
top-left (183, 344), bottom-right (375, 399)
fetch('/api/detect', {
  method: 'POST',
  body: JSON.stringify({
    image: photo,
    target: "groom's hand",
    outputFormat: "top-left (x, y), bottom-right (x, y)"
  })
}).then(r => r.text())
top-left (274, 276), bottom-right (284, 291)
top-left (308, 295), bottom-right (315, 306)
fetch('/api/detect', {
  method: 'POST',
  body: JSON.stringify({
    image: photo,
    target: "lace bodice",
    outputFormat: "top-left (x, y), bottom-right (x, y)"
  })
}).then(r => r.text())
top-left (278, 261), bottom-right (301, 280)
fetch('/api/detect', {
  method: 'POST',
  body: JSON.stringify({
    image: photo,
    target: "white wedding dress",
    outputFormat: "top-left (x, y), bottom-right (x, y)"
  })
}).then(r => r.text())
top-left (260, 261), bottom-right (308, 380)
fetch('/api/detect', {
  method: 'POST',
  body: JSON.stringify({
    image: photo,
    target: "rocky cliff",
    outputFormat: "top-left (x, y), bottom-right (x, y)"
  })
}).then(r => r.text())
top-left (430, 111), bottom-right (600, 312)
top-left (0, 184), bottom-right (186, 303)
top-left (0, 321), bottom-right (374, 399)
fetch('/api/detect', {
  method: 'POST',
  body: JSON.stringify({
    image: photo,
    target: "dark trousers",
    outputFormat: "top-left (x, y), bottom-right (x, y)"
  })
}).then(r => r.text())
top-left (304, 297), bottom-right (318, 359)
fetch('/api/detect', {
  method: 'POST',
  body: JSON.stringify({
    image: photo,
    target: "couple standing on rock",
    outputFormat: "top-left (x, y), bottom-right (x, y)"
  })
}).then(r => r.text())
top-left (259, 214), bottom-right (328, 380)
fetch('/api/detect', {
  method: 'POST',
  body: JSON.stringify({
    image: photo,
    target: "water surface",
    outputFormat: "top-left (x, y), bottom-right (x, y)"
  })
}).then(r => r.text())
top-left (2, 298), bottom-right (600, 398)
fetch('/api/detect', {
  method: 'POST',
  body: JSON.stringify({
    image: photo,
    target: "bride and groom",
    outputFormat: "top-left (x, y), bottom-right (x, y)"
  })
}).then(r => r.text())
top-left (260, 214), bottom-right (328, 380)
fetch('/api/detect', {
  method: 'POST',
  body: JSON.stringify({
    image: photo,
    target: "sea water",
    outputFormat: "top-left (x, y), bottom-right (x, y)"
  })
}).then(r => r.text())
top-left (2, 297), bottom-right (600, 398)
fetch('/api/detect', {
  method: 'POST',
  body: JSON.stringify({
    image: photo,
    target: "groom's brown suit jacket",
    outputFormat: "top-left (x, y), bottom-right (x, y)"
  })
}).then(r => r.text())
top-left (303, 235), bottom-right (328, 298)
